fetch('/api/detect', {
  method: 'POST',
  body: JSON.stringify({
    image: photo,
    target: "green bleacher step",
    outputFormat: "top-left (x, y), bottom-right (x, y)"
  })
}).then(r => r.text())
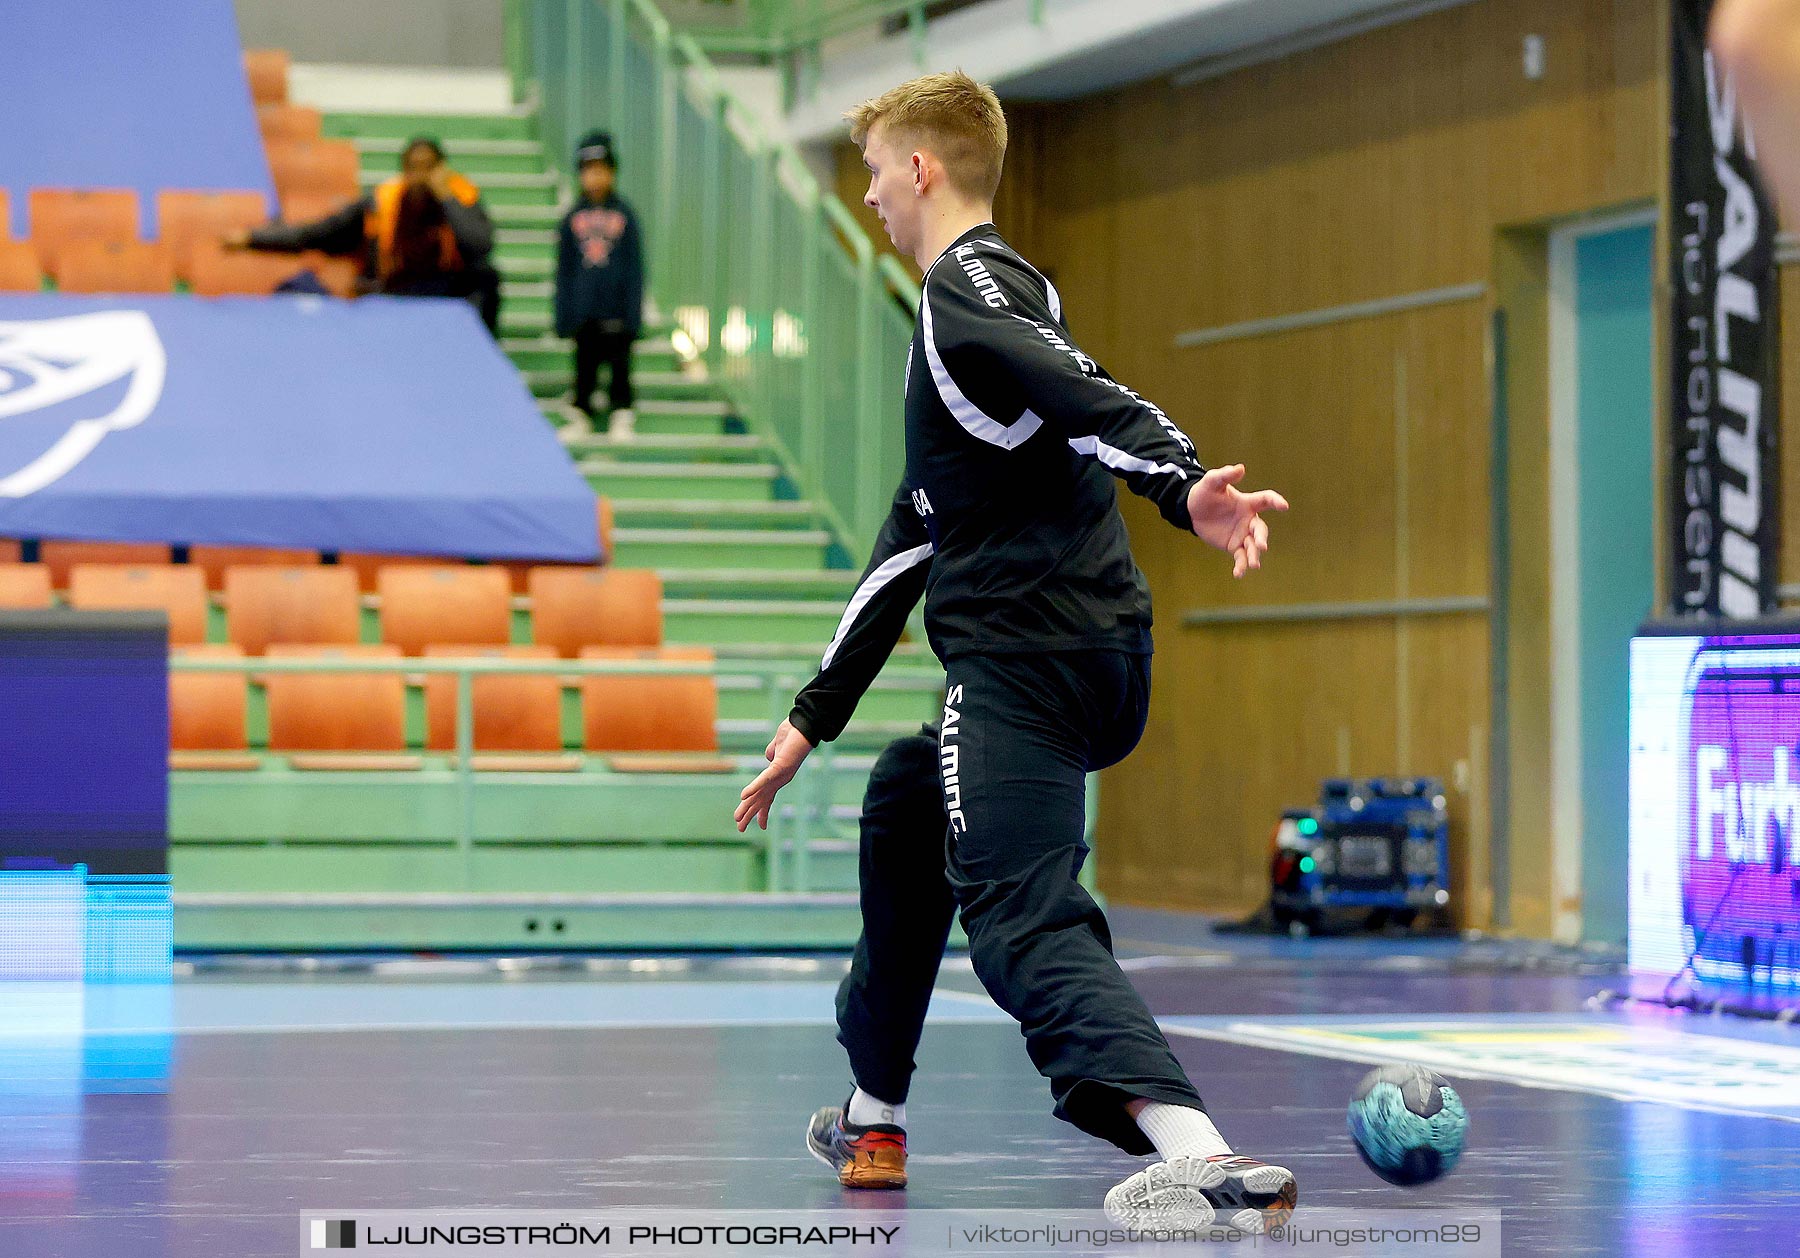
top-left (548, 404), bottom-right (731, 439)
top-left (504, 301), bottom-right (552, 327)
top-left (709, 640), bottom-right (934, 665)
top-left (581, 460), bottom-right (779, 501)
top-left (716, 675), bottom-right (937, 725)
top-left (664, 598), bottom-right (845, 644)
top-left (626, 401), bottom-right (723, 435)
top-left (503, 336), bottom-right (682, 374)
top-left (492, 203), bottom-right (563, 229)
top-left (611, 527), bottom-right (830, 569)
top-left (612, 498), bottom-right (818, 530)
top-left (496, 253), bottom-right (553, 278)
top-left (565, 433), bottom-right (768, 463)
top-left (482, 186), bottom-right (558, 210)
top-left (717, 717), bottom-right (921, 755)
top-left (323, 112), bottom-right (537, 143)
top-left (172, 890), bottom-right (869, 950)
top-left (526, 367), bottom-right (716, 401)
top-left (172, 847), bottom-right (768, 900)
top-left (502, 310), bottom-right (681, 343)
top-left (656, 568), bottom-right (857, 599)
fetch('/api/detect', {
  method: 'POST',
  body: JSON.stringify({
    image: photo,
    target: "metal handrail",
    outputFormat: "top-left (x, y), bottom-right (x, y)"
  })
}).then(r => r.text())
top-left (515, 0), bottom-right (920, 558)
top-left (672, 1), bottom-right (952, 56)
top-left (170, 653), bottom-right (944, 893)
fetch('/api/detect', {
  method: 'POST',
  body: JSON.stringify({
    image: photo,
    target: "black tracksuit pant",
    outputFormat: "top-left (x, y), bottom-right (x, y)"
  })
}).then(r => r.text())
top-left (573, 322), bottom-right (635, 417)
top-left (834, 648), bottom-right (1205, 1156)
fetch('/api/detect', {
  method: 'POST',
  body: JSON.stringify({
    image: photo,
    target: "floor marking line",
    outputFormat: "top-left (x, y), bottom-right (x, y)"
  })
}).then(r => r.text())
top-left (1160, 1019), bottom-right (1800, 1126)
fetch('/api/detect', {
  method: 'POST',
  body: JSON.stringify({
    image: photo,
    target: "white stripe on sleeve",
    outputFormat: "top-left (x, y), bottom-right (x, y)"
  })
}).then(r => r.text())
top-left (1066, 434), bottom-right (1190, 479)
top-left (921, 281), bottom-right (1043, 450)
top-left (819, 541), bottom-right (935, 670)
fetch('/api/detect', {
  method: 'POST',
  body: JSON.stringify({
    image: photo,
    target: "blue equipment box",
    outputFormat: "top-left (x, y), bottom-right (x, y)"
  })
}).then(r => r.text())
top-left (1269, 778), bottom-right (1450, 929)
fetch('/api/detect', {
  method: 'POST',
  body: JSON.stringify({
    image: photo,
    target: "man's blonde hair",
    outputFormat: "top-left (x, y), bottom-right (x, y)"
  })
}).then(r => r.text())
top-left (846, 70), bottom-right (1007, 202)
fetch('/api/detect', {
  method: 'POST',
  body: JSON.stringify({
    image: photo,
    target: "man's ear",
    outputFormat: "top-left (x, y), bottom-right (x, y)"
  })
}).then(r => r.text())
top-left (911, 151), bottom-right (928, 195)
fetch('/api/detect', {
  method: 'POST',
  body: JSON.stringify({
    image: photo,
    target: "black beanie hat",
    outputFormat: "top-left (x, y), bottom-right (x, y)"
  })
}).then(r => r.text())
top-left (576, 131), bottom-right (616, 170)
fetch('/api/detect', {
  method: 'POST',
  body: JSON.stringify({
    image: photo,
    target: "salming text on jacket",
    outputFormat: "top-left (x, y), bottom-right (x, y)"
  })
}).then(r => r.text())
top-left (787, 224), bottom-right (1208, 745)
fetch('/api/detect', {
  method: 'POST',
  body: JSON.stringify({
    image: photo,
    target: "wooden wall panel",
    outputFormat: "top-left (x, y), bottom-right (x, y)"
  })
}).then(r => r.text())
top-left (1019, 0), bottom-right (1663, 923)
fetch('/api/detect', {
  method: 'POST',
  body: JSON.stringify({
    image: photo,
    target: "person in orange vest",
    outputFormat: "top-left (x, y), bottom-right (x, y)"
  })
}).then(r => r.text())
top-left (226, 137), bottom-right (500, 334)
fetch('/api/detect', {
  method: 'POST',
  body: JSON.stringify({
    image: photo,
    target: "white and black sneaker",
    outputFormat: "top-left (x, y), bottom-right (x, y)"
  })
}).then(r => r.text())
top-left (1103, 1153), bottom-right (1297, 1235)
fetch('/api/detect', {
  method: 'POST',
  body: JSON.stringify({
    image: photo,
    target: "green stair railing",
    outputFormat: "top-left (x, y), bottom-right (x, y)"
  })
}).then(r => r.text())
top-left (513, 0), bottom-right (918, 560)
top-left (173, 653), bottom-right (946, 894)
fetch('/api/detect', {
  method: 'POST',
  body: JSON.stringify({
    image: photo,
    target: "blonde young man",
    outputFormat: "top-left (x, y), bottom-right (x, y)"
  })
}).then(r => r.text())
top-left (734, 72), bottom-right (1296, 1232)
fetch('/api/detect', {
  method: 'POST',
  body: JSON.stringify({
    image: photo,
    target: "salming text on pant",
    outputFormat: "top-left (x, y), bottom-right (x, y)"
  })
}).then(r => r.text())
top-left (836, 649), bottom-right (1205, 1156)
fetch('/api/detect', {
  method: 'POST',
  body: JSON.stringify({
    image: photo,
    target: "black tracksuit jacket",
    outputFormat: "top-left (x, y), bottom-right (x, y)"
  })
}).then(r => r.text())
top-left (788, 224), bottom-right (1208, 745)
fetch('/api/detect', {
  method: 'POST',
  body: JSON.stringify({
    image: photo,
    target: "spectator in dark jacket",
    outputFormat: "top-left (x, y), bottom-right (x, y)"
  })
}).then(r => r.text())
top-left (555, 131), bottom-right (645, 439)
top-left (227, 137), bottom-right (501, 334)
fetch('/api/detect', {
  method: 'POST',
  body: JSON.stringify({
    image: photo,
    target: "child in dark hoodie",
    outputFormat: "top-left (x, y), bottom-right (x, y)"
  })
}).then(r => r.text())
top-left (555, 131), bottom-right (645, 438)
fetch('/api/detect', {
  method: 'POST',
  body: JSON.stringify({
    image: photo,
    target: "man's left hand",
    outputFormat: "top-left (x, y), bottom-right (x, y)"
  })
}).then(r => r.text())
top-left (1186, 464), bottom-right (1290, 578)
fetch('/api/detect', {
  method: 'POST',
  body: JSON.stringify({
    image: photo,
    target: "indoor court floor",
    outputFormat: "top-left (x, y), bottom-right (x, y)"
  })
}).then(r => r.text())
top-left (3, 909), bottom-right (1796, 1257)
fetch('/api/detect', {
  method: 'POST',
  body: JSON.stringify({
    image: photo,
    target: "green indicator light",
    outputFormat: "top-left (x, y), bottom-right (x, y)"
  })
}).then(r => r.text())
top-left (1297, 818), bottom-right (1319, 836)
top-left (1298, 856), bottom-right (1316, 873)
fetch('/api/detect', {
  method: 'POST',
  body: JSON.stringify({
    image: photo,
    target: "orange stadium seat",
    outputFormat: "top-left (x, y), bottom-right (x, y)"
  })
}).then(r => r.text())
top-left (187, 545), bottom-right (318, 592)
top-left (277, 190), bottom-right (350, 226)
top-left (0, 240), bottom-right (43, 291)
top-left (258, 103), bottom-right (322, 144)
top-left (267, 140), bottom-right (361, 202)
top-left (422, 644), bottom-right (566, 754)
top-left (184, 243), bottom-right (328, 297)
top-left (0, 540), bottom-right (21, 562)
top-left (244, 49), bottom-right (290, 106)
top-left (0, 189), bottom-right (8, 238)
top-left (223, 565), bottom-right (360, 655)
top-left (54, 240), bottom-right (174, 294)
top-left (67, 564), bottom-right (207, 645)
top-left (38, 540), bottom-right (172, 588)
top-left (0, 564), bottom-right (53, 608)
top-left (581, 646), bottom-right (718, 752)
top-left (528, 567), bottom-right (662, 657)
top-left (28, 189), bottom-right (140, 277)
top-left (378, 565), bottom-right (511, 657)
top-left (504, 499), bottom-right (616, 593)
top-left (170, 644), bottom-right (254, 765)
top-left (265, 644), bottom-right (409, 756)
top-left (301, 252), bottom-right (360, 297)
top-left (156, 190), bottom-right (271, 278)
top-left (337, 553), bottom-right (455, 595)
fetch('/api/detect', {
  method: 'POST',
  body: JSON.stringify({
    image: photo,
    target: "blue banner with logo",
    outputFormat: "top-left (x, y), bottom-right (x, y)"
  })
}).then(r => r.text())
top-left (0, 294), bottom-right (599, 562)
top-left (0, 0), bottom-right (273, 236)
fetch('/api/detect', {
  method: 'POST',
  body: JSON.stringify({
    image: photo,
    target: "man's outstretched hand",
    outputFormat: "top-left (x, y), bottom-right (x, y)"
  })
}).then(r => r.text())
top-left (1186, 464), bottom-right (1290, 578)
top-left (735, 719), bottom-right (814, 832)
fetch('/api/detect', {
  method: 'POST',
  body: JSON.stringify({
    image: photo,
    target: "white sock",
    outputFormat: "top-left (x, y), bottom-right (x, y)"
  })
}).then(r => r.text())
top-left (847, 1086), bottom-right (905, 1129)
top-left (1134, 1101), bottom-right (1231, 1161)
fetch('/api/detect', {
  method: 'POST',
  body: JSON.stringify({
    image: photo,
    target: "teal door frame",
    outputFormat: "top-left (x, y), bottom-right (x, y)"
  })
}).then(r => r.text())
top-left (1547, 208), bottom-right (1658, 945)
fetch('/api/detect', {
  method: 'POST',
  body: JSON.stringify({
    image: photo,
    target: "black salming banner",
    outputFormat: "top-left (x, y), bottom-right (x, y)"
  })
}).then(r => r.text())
top-left (1671, 0), bottom-right (1781, 617)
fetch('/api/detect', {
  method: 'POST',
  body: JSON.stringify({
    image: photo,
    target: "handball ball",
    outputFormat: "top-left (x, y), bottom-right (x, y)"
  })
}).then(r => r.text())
top-left (1346, 1064), bottom-right (1467, 1186)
